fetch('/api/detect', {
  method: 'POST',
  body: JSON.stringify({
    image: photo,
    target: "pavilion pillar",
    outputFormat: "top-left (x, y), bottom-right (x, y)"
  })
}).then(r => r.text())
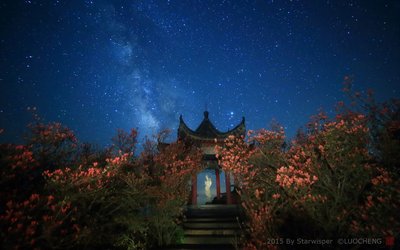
top-left (225, 171), bottom-right (232, 204)
top-left (215, 168), bottom-right (221, 199)
top-left (191, 174), bottom-right (197, 205)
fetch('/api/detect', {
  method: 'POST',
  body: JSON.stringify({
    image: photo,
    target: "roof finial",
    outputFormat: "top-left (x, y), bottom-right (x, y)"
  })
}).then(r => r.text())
top-left (204, 102), bottom-right (209, 119)
top-left (204, 110), bottom-right (209, 119)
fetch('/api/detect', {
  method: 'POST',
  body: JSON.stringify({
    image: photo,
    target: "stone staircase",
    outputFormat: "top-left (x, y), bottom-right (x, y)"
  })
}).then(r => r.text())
top-left (166, 204), bottom-right (244, 249)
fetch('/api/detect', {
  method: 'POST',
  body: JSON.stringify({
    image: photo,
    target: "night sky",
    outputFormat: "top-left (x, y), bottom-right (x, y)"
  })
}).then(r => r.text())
top-left (1, 0), bottom-right (399, 146)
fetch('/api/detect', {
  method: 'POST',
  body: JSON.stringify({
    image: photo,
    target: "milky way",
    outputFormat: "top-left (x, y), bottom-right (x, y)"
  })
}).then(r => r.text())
top-left (0, 0), bottom-right (399, 146)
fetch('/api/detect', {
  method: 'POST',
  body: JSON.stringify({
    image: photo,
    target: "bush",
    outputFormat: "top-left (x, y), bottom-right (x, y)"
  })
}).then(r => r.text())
top-left (216, 84), bottom-right (400, 249)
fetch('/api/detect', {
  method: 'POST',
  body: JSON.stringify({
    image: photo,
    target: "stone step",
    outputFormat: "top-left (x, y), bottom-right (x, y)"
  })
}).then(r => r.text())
top-left (183, 222), bottom-right (240, 229)
top-left (175, 205), bottom-right (244, 249)
top-left (184, 228), bottom-right (239, 236)
top-left (184, 217), bottom-right (236, 223)
top-left (185, 205), bottom-right (241, 218)
top-left (186, 204), bottom-right (239, 209)
top-left (161, 244), bottom-right (235, 250)
top-left (181, 236), bottom-right (239, 245)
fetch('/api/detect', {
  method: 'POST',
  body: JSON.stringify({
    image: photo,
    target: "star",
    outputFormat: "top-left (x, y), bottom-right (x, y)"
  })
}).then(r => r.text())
top-left (0, 0), bottom-right (398, 145)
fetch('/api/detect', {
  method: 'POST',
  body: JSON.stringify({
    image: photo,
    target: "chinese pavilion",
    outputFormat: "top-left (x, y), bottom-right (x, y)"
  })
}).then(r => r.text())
top-left (178, 111), bottom-right (245, 205)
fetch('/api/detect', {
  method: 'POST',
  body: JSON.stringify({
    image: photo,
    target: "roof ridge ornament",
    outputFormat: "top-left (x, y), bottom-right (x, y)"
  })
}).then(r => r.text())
top-left (178, 111), bottom-right (245, 140)
top-left (204, 111), bottom-right (209, 119)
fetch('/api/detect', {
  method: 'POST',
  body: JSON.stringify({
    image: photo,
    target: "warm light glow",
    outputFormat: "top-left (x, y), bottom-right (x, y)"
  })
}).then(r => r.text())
top-left (205, 174), bottom-right (212, 202)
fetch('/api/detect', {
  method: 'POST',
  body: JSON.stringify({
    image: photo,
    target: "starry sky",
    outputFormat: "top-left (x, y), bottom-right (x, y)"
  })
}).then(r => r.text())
top-left (1, 0), bottom-right (399, 146)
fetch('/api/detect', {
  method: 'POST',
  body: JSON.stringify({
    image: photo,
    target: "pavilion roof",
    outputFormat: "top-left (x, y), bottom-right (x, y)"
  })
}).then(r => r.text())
top-left (178, 111), bottom-right (245, 141)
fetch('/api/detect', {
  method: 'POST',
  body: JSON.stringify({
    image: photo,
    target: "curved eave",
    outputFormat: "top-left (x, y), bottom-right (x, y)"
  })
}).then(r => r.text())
top-left (222, 117), bottom-right (245, 137)
top-left (178, 115), bottom-right (245, 140)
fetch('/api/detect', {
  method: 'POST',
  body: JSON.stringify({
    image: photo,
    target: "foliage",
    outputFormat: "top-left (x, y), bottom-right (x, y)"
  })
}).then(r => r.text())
top-left (0, 144), bottom-right (38, 203)
top-left (0, 124), bottom-right (201, 249)
top-left (111, 128), bottom-right (138, 156)
top-left (215, 79), bottom-right (400, 249)
top-left (0, 193), bottom-right (79, 249)
top-left (26, 121), bottom-right (79, 170)
top-left (145, 138), bottom-right (202, 246)
top-left (43, 151), bottom-right (150, 248)
top-left (1, 80), bottom-right (399, 249)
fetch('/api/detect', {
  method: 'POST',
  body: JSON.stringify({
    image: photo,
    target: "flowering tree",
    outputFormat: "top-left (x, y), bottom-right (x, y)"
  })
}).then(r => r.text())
top-left (0, 193), bottom-right (79, 249)
top-left (144, 138), bottom-right (202, 246)
top-left (216, 129), bottom-right (286, 249)
top-left (43, 151), bottom-right (151, 249)
top-left (339, 76), bottom-right (400, 173)
top-left (0, 144), bottom-right (38, 203)
top-left (0, 123), bottom-right (80, 249)
top-left (282, 113), bottom-right (372, 237)
top-left (26, 121), bottom-right (78, 170)
top-left (111, 128), bottom-right (138, 155)
top-left (216, 94), bottom-right (400, 249)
